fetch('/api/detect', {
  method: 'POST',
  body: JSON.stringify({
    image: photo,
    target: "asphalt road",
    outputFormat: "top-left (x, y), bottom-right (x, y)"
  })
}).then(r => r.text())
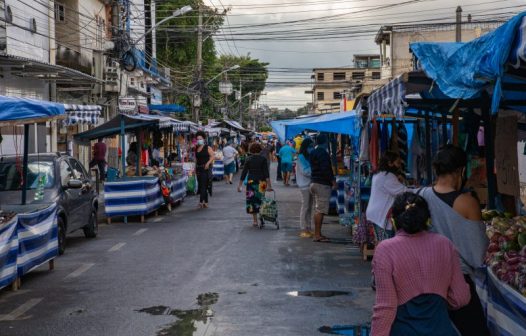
top-left (0, 169), bottom-right (374, 336)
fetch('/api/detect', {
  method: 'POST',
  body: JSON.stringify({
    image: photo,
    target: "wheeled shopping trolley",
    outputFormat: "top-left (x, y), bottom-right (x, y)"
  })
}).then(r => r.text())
top-left (258, 190), bottom-right (279, 230)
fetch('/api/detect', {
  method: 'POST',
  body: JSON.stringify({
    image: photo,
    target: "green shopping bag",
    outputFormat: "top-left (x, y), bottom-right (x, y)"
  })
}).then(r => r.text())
top-left (186, 175), bottom-right (197, 194)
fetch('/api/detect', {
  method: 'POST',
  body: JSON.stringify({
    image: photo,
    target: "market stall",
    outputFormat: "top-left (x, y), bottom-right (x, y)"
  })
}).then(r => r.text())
top-left (75, 113), bottom-right (193, 223)
top-left (0, 95), bottom-right (66, 290)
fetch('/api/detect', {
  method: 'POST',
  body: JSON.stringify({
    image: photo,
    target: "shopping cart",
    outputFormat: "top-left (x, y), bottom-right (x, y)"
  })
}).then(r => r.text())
top-left (258, 190), bottom-right (279, 230)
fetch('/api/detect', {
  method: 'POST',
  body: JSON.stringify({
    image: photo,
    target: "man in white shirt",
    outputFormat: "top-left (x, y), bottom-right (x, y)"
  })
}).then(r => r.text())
top-left (222, 141), bottom-right (239, 184)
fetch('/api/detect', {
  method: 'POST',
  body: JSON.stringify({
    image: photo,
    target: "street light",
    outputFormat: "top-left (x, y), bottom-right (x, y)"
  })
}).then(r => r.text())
top-left (205, 64), bottom-right (240, 86)
top-left (133, 5), bottom-right (193, 45)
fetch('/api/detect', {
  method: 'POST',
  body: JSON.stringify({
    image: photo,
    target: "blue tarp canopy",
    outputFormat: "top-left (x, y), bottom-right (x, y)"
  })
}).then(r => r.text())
top-left (271, 111), bottom-right (360, 142)
top-left (148, 104), bottom-right (187, 113)
top-left (410, 13), bottom-right (526, 113)
top-left (0, 95), bottom-right (65, 124)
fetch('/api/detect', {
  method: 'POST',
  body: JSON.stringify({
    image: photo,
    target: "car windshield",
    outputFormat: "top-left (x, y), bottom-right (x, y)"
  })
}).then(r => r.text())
top-left (0, 161), bottom-right (55, 191)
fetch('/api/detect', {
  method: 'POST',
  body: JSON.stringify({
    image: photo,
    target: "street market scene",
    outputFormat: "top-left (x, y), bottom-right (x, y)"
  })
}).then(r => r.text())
top-left (1, 0), bottom-right (526, 335)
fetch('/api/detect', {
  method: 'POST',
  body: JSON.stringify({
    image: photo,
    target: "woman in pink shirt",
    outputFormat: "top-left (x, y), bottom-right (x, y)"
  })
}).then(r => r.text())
top-left (371, 192), bottom-right (470, 336)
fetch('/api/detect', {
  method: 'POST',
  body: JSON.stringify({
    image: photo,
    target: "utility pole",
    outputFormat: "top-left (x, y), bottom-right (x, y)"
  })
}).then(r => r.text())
top-left (455, 6), bottom-right (462, 42)
top-left (194, 2), bottom-right (203, 123)
top-left (238, 81), bottom-right (242, 124)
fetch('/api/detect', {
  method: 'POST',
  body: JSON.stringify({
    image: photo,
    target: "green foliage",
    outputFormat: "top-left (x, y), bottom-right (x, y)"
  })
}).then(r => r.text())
top-left (258, 125), bottom-right (273, 132)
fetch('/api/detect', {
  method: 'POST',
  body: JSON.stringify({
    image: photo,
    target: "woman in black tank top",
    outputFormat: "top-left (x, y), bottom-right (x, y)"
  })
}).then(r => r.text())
top-left (195, 131), bottom-right (215, 208)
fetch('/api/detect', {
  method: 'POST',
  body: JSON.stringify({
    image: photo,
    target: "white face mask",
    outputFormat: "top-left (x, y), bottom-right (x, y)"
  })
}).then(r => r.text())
top-left (197, 139), bottom-right (205, 146)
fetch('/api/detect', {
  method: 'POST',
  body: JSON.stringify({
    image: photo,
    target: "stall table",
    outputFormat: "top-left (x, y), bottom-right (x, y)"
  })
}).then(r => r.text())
top-left (476, 267), bottom-right (526, 336)
top-left (104, 177), bottom-right (163, 223)
top-left (167, 174), bottom-right (187, 210)
top-left (213, 160), bottom-right (224, 180)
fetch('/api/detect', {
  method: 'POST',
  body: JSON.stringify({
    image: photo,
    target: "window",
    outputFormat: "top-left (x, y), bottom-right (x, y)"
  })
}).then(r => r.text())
top-left (333, 92), bottom-right (342, 99)
top-left (317, 92), bottom-right (325, 101)
top-left (372, 72), bottom-right (381, 80)
top-left (333, 72), bottom-right (346, 81)
top-left (59, 160), bottom-right (74, 187)
top-left (69, 159), bottom-right (88, 180)
top-left (55, 2), bottom-right (65, 23)
top-left (130, 77), bottom-right (135, 86)
top-left (352, 72), bottom-right (365, 80)
top-left (317, 72), bottom-right (324, 81)
top-left (0, 161), bottom-right (55, 191)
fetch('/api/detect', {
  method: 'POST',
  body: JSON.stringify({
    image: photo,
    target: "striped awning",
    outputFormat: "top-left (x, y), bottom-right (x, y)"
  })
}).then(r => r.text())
top-left (63, 104), bottom-right (102, 126)
top-left (172, 120), bottom-right (200, 133)
top-left (367, 74), bottom-right (406, 120)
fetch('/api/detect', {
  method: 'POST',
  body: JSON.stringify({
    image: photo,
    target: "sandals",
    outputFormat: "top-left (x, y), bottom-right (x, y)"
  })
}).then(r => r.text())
top-left (313, 236), bottom-right (330, 242)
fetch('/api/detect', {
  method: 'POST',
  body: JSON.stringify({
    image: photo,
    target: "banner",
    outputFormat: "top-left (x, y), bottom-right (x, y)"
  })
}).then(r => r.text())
top-left (0, 215), bottom-right (18, 290)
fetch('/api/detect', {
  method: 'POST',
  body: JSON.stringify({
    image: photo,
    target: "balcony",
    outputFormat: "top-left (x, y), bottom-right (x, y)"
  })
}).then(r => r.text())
top-left (55, 44), bottom-right (92, 75)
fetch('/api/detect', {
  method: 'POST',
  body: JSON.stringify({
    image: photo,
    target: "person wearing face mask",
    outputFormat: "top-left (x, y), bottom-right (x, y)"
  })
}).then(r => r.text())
top-left (296, 138), bottom-right (314, 238)
top-left (195, 131), bottom-right (215, 208)
top-left (416, 145), bottom-right (489, 336)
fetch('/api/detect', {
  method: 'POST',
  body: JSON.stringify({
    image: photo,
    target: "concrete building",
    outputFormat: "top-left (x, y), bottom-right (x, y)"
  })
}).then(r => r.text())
top-left (375, 21), bottom-right (504, 80)
top-left (310, 55), bottom-right (381, 114)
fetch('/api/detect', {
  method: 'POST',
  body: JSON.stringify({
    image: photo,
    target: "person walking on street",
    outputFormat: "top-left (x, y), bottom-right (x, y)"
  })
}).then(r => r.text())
top-left (195, 131), bottom-right (215, 208)
top-left (259, 139), bottom-right (274, 170)
top-left (296, 138), bottom-right (314, 238)
top-left (366, 151), bottom-right (408, 243)
top-left (371, 192), bottom-right (470, 336)
top-left (238, 143), bottom-right (273, 227)
top-left (89, 138), bottom-right (107, 181)
top-left (309, 134), bottom-right (336, 242)
top-left (223, 141), bottom-right (238, 184)
top-left (278, 140), bottom-right (296, 186)
top-left (416, 145), bottom-right (489, 336)
top-left (275, 140), bottom-right (283, 181)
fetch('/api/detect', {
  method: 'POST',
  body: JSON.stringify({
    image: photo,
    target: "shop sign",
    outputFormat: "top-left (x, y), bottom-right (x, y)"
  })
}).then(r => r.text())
top-left (495, 115), bottom-right (520, 196)
top-left (118, 97), bottom-right (137, 113)
top-left (149, 87), bottom-right (162, 105)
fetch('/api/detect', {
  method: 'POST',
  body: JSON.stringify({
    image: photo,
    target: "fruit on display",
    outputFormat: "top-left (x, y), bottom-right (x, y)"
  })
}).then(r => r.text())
top-left (485, 215), bottom-right (526, 296)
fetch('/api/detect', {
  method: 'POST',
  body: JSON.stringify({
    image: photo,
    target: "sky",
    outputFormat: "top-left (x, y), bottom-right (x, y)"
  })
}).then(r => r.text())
top-left (207, 0), bottom-right (526, 110)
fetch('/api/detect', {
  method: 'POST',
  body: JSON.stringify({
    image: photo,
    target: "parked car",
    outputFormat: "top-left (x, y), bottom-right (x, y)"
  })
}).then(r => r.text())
top-left (0, 153), bottom-right (98, 254)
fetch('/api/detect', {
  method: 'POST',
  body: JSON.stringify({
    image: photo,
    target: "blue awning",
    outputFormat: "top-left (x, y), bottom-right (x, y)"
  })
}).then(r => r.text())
top-left (271, 111), bottom-right (360, 142)
top-left (0, 95), bottom-right (65, 124)
top-left (410, 12), bottom-right (526, 113)
top-left (148, 104), bottom-right (187, 113)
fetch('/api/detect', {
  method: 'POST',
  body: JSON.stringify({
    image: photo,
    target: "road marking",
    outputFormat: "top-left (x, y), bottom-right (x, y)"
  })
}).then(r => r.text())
top-left (65, 263), bottom-right (95, 279)
top-left (133, 228), bottom-right (148, 236)
top-left (108, 242), bottom-right (126, 252)
top-left (0, 298), bottom-right (43, 321)
top-left (153, 217), bottom-right (163, 223)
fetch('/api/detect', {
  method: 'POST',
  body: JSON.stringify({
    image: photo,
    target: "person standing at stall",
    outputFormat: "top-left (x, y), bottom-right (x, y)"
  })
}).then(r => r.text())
top-left (89, 138), bottom-right (107, 181)
top-left (259, 139), bottom-right (274, 171)
top-left (309, 134), bottom-right (336, 242)
top-left (238, 143), bottom-right (273, 227)
top-left (195, 131), bottom-right (215, 208)
top-left (371, 192), bottom-right (470, 336)
top-left (223, 140), bottom-right (238, 185)
top-left (366, 151), bottom-right (408, 242)
top-left (416, 145), bottom-right (489, 336)
top-left (296, 138), bottom-right (314, 238)
top-left (275, 140), bottom-right (283, 181)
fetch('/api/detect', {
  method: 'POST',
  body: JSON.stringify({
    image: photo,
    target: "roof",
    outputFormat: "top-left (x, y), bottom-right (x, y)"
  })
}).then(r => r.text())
top-left (0, 53), bottom-right (103, 85)
top-left (0, 95), bottom-right (65, 125)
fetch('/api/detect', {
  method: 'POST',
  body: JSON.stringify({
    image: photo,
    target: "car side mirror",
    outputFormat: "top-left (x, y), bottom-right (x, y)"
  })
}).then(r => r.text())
top-left (67, 179), bottom-right (83, 189)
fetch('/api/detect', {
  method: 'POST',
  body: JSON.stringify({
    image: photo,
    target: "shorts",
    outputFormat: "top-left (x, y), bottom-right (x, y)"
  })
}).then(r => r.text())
top-left (224, 161), bottom-right (236, 175)
top-left (281, 162), bottom-right (293, 173)
top-left (310, 183), bottom-right (331, 215)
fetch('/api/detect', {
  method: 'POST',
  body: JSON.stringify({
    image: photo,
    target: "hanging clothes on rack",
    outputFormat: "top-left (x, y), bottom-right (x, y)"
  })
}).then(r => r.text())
top-left (380, 120), bottom-right (390, 154)
top-left (369, 119), bottom-right (380, 171)
top-left (390, 119), bottom-right (399, 154)
top-left (411, 121), bottom-right (426, 183)
top-left (359, 125), bottom-right (369, 162)
top-left (397, 121), bottom-right (408, 171)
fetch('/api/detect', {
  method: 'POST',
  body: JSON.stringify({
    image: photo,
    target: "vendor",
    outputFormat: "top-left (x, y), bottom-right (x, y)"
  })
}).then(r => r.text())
top-left (126, 142), bottom-right (138, 167)
top-left (195, 131), bottom-right (215, 209)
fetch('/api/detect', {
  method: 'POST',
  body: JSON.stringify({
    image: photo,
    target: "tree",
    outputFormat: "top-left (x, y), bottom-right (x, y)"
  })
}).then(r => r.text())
top-left (156, 0), bottom-right (224, 119)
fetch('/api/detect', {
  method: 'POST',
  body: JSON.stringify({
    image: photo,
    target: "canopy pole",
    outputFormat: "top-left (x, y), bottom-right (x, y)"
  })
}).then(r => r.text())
top-left (482, 101), bottom-right (496, 209)
top-left (424, 111), bottom-right (433, 184)
top-left (441, 112), bottom-right (448, 146)
top-left (120, 114), bottom-right (126, 176)
top-left (136, 130), bottom-right (142, 176)
top-left (21, 124), bottom-right (30, 205)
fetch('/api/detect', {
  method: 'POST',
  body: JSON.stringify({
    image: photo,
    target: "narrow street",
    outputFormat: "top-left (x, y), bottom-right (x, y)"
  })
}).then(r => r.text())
top-left (0, 170), bottom-right (374, 336)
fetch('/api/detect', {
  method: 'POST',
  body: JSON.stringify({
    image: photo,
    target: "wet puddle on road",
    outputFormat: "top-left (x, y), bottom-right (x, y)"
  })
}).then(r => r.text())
top-left (287, 290), bottom-right (351, 298)
top-left (136, 293), bottom-right (219, 336)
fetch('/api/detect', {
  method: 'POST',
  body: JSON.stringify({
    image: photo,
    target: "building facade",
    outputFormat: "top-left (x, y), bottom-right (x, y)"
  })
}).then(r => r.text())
top-left (311, 55), bottom-right (381, 114)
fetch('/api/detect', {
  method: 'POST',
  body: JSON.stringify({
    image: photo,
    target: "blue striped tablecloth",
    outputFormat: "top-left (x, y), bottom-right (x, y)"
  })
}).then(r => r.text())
top-left (476, 267), bottom-right (526, 336)
top-left (17, 204), bottom-right (58, 277)
top-left (168, 175), bottom-right (187, 203)
top-left (104, 177), bottom-right (163, 217)
top-left (213, 160), bottom-right (224, 179)
top-left (0, 215), bottom-right (18, 290)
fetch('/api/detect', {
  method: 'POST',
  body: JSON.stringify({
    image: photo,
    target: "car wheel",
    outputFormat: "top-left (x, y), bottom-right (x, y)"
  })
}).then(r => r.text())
top-left (83, 210), bottom-right (98, 238)
top-left (58, 217), bottom-right (66, 255)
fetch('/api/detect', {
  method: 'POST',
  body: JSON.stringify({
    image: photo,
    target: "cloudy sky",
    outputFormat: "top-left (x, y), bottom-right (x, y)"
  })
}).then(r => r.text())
top-left (207, 0), bottom-right (526, 110)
